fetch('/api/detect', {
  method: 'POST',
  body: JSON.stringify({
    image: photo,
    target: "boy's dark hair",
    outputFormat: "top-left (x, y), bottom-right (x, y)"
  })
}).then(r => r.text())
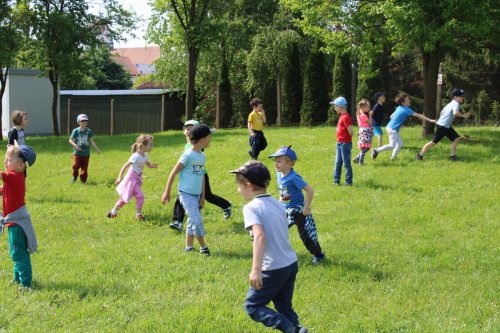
top-left (395, 93), bottom-right (409, 105)
top-left (11, 110), bottom-right (27, 126)
top-left (250, 98), bottom-right (263, 108)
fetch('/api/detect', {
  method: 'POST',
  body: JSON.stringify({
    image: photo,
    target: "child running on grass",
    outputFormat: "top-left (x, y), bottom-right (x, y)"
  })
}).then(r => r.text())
top-left (162, 124), bottom-right (213, 256)
top-left (8, 110), bottom-right (29, 146)
top-left (353, 100), bottom-right (373, 165)
top-left (107, 135), bottom-right (158, 220)
top-left (331, 96), bottom-right (354, 186)
top-left (371, 92), bottom-right (386, 148)
top-left (69, 114), bottom-right (100, 183)
top-left (0, 143), bottom-right (37, 290)
top-left (372, 93), bottom-right (436, 161)
top-left (416, 88), bottom-right (471, 161)
top-left (169, 120), bottom-right (231, 231)
top-left (248, 97), bottom-right (267, 159)
top-left (230, 160), bottom-right (308, 333)
top-left (269, 145), bottom-right (325, 265)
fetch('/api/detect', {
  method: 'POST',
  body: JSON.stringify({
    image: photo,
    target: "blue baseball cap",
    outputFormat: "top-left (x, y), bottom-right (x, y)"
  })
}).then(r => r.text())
top-left (330, 96), bottom-right (348, 108)
top-left (14, 141), bottom-right (36, 167)
top-left (268, 145), bottom-right (297, 161)
top-left (451, 88), bottom-right (465, 97)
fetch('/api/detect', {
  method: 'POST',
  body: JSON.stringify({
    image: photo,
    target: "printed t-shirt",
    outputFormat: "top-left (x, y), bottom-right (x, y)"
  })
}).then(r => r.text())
top-left (276, 170), bottom-right (307, 208)
top-left (178, 149), bottom-right (205, 195)
top-left (70, 127), bottom-right (94, 156)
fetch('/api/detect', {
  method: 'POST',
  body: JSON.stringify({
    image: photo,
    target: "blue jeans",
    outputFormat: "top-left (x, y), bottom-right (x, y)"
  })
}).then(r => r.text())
top-left (334, 142), bottom-right (353, 185)
top-left (244, 261), bottom-right (299, 333)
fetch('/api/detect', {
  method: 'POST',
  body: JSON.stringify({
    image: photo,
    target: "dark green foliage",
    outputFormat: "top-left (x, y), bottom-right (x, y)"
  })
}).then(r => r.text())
top-left (219, 54), bottom-right (233, 128)
top-left (301, 40), bottom-right (329, 125)
top-left (281, 38), bottom-right (303, 124)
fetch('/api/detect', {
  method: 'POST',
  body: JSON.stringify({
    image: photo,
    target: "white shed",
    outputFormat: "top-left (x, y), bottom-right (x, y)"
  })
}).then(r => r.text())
top-left (1, 68), bottom-right (56, 138)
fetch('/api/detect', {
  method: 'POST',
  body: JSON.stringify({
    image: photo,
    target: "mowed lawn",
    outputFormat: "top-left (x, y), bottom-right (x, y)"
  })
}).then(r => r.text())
top-left (0, 126), bottom-right (498, 332)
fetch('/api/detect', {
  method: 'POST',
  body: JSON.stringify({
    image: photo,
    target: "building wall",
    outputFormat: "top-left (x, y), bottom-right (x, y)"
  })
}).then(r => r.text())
top-left (1, 69), bottom-right (56, 138)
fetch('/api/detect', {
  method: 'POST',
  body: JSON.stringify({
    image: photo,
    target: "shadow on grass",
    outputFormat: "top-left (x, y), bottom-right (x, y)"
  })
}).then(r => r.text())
top-left (35, 280), bottom-right (131, 298)
top-left (297, 253), bottom-right (391, 282)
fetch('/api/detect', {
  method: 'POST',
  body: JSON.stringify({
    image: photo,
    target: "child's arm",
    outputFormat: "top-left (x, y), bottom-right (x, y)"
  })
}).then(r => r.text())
top-left (302, 184), bottom-right (314, 216)
top-left (199, 174), bottom-right (205, 209)
top-left (146, 161), bottom-right (158, 169)
top-left (248, 121), bottom-right (254, 136)
top-left (260, 109), bottom-right (266, 124)
top-left (347, 125), bottom-right (354, 136)
top-left (413, 112), bottom-right (436, 123)
top-left (115, 161), bottom-right (133, 185)
top-left (69, 137), bottom-right (82, 151)
top-left (249, 224), bottom-right (266, 290)
top-left (161, 162), bottom-right (184, 204)
top-left (89, 137), bottom-right (100, 154)
top-left (454, 110), bottom-right (471, 119)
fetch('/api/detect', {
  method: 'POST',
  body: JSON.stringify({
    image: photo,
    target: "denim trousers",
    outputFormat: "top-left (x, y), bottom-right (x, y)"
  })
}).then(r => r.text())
top-left (244, 261), bottom-right (300, 333)
top-left (334, 142), bottom-right (353, 185)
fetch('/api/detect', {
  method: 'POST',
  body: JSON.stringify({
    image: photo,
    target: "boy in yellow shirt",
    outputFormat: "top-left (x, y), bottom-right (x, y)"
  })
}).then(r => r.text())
top-left (248, 98), bottom-right (267, 159)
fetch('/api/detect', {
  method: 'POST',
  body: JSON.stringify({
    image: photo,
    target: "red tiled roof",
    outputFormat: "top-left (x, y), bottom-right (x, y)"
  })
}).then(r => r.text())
top-left (111, 55), bottom-right (140, 76)
top-left (112, 46), bottom-right (160, 66)
top-left (136, 81), bottom-right (169, 89)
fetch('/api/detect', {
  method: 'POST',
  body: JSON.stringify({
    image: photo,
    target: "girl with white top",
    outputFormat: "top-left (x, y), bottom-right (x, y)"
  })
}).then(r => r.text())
top-left (107, 134), bottom-right (158, 220)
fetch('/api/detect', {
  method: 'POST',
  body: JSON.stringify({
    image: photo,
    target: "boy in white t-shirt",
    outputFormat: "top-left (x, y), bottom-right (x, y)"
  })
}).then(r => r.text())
top-left (230, 161), bottom-right (308, 333)
top-left (416, 88), bottom-right (471, 161)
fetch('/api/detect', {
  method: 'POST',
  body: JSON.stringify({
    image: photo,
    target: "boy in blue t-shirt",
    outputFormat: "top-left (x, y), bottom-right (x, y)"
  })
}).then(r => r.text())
top-left (372, 93), bottom-right (435, 160)
top-left (269, 146), bottom-right (325, 265)
top-left (162, 124), bottom-right (213, 256)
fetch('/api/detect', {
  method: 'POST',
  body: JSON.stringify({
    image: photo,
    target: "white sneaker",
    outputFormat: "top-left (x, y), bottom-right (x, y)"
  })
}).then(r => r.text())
top-left (169, 220), bottom-right (183, 231)
top-left (223, 204), bottom-right (232, 220)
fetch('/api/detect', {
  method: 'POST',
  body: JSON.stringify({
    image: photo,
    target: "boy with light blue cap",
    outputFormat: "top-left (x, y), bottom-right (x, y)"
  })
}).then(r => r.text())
top-left (269, 146), bottom-right (325, 264)
top-left (330, 96), bottom-right (354, 185)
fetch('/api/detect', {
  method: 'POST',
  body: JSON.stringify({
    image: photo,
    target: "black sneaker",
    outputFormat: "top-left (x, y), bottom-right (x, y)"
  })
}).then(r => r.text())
top-left (200, 247), bottom-right (211, 256)
top-left (169, 220), bottom-right (183, 231)
top-left (71, 177), bottom-right (77, 183)
top-left (416, 153), bottom-right (423, 161)
top-left (449, 155), bottom-right (460, 161)
top-left (223, 204), bottom-right (232, 220)
top-left (293, 325), bottom-right (308, 333)
top-left (372, 149), bottom-right (379, 159)
top-left (312, 253), bottom-right (325, 265)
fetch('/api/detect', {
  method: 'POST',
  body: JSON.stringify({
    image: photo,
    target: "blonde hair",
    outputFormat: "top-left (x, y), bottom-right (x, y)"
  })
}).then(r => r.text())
top-left (356, 100), bottom-right (370, 117)
top-left (11, 110), bottom-right (28, 126)
top-left (131, 134), bottom-right (154, 153)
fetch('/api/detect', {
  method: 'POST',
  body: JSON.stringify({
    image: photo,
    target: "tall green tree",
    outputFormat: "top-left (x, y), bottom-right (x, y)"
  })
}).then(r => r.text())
top-left (283, 0), bottom-right (500, 135)
top-left (20, 0), bottom-right (134, 135)
top-left (150, 0), bottom-right (213, 120)
top-left (0, 0), bottom-right (28, 141)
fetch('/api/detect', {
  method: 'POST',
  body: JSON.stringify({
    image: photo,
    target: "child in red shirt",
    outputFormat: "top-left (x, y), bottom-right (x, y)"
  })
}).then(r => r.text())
top-left (331, 97), bottom-right (354, 186)
top-left (0, 144), bottom-right (37, 289)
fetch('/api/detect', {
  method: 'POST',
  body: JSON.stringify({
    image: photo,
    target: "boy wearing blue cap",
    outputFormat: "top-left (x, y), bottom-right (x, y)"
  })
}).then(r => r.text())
top-left (269, 146), bottom-right (325, 264)
top-left (331, 96), bottom-right (354, 186)
top-left (0, 143), bottom-right (37, 289)
top-left (416, 88), bottom-right (471, 161)
top-left (230, 161), bottom-right (308, 333)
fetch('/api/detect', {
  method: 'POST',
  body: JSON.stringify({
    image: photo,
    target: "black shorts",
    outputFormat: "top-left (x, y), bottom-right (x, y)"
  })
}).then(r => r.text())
top-left (432, 125), bottom-right (459, 143)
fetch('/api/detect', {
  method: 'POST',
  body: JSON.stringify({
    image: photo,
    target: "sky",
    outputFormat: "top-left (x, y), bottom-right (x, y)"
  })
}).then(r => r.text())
top-left (92, 0), bottom-right (155, 48)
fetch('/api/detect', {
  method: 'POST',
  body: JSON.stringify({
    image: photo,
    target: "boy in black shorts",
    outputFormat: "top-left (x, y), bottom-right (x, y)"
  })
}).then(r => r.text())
top-left (416, 88), bottom-right (471, 161)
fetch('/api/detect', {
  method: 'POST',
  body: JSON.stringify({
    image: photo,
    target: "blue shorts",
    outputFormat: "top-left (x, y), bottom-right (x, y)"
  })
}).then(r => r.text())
top-left (373, 126), bottom-right (383, 136)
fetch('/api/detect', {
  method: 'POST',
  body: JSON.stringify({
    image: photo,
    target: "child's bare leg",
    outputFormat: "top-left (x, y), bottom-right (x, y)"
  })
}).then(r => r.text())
top-left (450, 137), bottom-right (461, 156)
top-left (186, 235), bottom-right (195, 248)
top-left (195, 236), bottom-right (206, 248)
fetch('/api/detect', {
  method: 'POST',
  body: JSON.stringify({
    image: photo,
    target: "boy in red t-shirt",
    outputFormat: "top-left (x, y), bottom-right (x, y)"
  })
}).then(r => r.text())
top-left (331, 97), bottom-right (354, 186)
top-left (0, 144), bottom-right (37, 289)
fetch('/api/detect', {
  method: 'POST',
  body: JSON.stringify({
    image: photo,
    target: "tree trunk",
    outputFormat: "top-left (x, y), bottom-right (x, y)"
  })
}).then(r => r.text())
top-left (185, 46), bottom-right (199, 120)
top-left (421, 49), bottom-right (441, 137)
top-left (48, 69), bottom-right (60, 136)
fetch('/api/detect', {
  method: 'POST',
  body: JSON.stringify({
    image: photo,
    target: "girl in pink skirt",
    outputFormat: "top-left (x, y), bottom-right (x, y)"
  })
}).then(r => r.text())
top-left (353, 100), bottom-right (373, 165)
top-left (107, 135), bottom-right (158, 220)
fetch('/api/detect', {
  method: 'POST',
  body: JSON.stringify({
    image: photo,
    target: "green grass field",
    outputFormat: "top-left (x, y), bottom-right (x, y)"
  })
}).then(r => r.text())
top-left (0, 126), bottom-right (498, 332)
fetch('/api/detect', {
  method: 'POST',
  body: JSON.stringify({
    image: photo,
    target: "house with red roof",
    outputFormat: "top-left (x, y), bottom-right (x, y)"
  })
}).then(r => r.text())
top-left (111, 46), bottom-right (160, 80)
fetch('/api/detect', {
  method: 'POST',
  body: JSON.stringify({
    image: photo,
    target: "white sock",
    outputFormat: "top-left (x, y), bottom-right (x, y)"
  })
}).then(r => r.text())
top-left (111, 208), bottom-right (118, 215)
